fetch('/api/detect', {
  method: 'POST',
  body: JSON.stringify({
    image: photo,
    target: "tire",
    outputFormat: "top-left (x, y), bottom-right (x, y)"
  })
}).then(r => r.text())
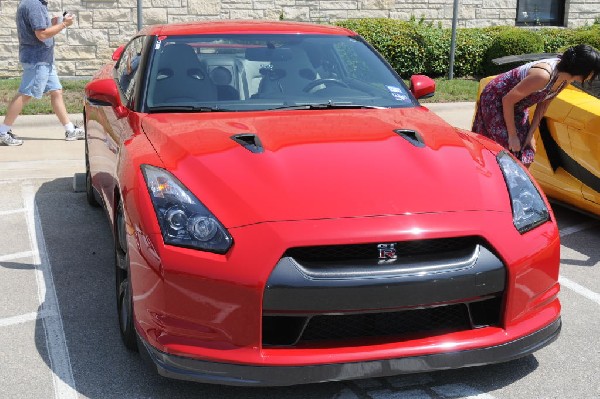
top-left (85, 139), bottom-right (100, 207)
top-left (115, 203), bottom-right (138, 351)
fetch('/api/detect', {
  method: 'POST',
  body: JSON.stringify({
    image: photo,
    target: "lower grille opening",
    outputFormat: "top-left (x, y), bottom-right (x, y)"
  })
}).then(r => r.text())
top-left (263, 316), bottom-right (308, 346)
top-left (467, 296), bottom-right (503, 328)
top-left (263, 299), bottom-right (502, 347)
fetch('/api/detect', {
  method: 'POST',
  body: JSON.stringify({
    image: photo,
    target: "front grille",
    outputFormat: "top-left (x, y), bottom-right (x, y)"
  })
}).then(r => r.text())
top-left (284, 236), bottom-right (479, 264)
top-left (262, 296), bottom-right (502, 347)
top-left (264, 236), bottom-right (505, 348)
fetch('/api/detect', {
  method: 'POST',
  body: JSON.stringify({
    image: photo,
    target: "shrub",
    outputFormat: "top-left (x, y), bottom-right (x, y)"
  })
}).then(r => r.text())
top-left (568, 26), bottom-right (600, 51)
top-left (539, 27), bottom-right (575, 53)
top-left (337, 18), bottom-right (426, 78)
top-left (483, 28), bottom-right (545, 75)
top-left (408, 19), bottom-right (449, 77)
top-left (452, 28), bottom-right (502, 77)
top-left (336, 18), bottom-right (598, 79)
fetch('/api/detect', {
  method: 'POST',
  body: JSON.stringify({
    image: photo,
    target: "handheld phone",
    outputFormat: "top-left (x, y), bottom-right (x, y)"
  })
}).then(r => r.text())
top-left (63, 11), bottom-right (68, 17)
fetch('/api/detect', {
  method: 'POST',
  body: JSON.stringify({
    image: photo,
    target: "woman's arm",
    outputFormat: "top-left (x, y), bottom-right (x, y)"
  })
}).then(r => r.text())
top-left (501, 67), bottom-right (550, 152)
top-left (524, 98), bottom-right (552, 148)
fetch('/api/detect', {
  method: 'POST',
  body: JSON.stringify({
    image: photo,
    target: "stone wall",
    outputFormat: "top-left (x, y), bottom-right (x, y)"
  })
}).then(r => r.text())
top-left (0, 0), bottom-right (597, 78)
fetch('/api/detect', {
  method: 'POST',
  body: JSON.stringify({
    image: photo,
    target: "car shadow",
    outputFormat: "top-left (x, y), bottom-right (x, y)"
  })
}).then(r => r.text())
top-left (28, 177), bottom-right (539, 398)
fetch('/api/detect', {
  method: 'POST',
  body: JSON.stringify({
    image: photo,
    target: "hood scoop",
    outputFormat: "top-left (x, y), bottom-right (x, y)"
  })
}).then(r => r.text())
top-left (394, 129), bottom-right (425, 147)
top-left (231, 133), bottom-right (264, 153)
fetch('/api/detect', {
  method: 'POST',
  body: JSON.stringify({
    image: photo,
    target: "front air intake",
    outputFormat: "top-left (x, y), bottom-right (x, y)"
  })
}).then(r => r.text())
top-left (231, 133), bottom-right (264, 153)
top-left (394, 128), bottom-right (425, 147)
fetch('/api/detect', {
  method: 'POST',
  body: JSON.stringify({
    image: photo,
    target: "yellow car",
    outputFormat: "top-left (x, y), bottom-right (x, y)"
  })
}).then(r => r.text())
top-left (476, 60), bottom-right (600, 218)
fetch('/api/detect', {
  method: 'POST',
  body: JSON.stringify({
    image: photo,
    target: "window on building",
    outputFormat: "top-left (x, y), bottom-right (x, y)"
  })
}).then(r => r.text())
top-left (516, 0), bottom-right (565, 26)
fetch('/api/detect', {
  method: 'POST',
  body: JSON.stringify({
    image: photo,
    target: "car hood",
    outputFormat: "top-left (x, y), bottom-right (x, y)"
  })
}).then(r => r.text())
top-left (141, 107), bottom-right (509, 227)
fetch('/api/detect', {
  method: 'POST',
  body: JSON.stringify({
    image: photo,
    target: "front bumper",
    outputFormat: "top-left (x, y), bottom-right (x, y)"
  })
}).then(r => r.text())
top-left (138, 317), bottom-right (560, 386)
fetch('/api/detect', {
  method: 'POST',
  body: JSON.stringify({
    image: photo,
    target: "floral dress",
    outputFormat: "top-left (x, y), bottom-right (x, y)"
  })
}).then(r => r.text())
top-left (471, 59), bottom-right (566, 166)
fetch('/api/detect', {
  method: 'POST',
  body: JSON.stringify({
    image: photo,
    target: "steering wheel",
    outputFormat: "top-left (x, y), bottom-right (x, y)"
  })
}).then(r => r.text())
top-left (303, 78), bottom-right (350, 93)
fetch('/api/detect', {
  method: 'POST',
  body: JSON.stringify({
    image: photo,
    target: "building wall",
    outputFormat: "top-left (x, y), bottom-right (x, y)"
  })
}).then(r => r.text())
top-left (0, 0), bottom-right (597, 78)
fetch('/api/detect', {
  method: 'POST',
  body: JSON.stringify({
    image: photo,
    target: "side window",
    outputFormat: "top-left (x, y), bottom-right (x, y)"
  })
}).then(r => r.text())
top-left (115, 36), bottom-right (145, 105)
top-left (573, 77), bottom-right (600, 100)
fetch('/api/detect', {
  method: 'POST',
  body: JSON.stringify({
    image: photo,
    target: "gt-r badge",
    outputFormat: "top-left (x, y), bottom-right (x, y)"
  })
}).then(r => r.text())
top-left (377, 243), bottom-right (397, 263)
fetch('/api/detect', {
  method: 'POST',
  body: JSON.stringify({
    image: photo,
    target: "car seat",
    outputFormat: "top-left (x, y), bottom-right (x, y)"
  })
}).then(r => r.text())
top-left (210, 66), bottom-right (240, 100)
top-left (256, 47), bottom-right (318, 98)
top-left (152, 43), bottom-right (218, 104)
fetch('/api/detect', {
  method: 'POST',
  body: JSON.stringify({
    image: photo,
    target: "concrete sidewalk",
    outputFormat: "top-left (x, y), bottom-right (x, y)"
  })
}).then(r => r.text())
top-left (0, 103), bottom-right (476, 180)
top-left (0, 113), bottom-right (85, 180)
top-left (425, 102), bottom-right (475, 130)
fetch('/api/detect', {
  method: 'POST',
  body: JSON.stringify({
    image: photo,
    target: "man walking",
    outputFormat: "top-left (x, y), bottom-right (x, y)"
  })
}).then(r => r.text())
top-left (0, 0), bottom-right (84, 146)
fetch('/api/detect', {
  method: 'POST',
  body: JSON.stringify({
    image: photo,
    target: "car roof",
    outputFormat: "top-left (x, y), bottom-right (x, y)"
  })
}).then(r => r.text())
top-left (138, 20), bottom-right (357, 37)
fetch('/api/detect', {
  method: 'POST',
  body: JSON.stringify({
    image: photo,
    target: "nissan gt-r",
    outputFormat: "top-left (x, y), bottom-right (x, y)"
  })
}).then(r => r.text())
top-left (84, 21), bottom-right (561, 386)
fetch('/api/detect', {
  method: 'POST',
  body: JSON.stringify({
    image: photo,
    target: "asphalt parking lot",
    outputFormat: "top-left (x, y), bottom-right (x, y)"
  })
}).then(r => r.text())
top-left (1, 105), bottom-right (599, 399)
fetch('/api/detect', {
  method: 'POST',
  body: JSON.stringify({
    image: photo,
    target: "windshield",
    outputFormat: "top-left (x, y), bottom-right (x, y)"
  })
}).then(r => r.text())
top-left (145, 34), bottom-right (415, 112)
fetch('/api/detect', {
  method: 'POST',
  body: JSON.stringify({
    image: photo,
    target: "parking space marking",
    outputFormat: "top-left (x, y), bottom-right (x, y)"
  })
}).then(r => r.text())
top-left (23, 184), bottom-right (78, 399)
top-left (557, 220), bottom-right (600, 304)
top-left (0, 250), bottom-right (34, 262)
top-left (431, 384), bottom-right (496, 398)
top-left (559, 220), bottom-right (599, 237)
top-left (367, 389), bottom-right (431, 398)
top-left (559, 276), bottom-right (600, 306)
top-left (344, 378), bottom-right (497, 399)
top-left (0, 308), bottom-right (57, 327)
top-left (0, 208), bottom-right (26, 216)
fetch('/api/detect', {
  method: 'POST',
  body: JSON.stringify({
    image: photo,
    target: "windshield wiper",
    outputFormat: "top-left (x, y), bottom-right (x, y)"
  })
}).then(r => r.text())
top-left (148, 105), bottom-right (228, 113)
top-left (274, 102), bottom-right (387, 111)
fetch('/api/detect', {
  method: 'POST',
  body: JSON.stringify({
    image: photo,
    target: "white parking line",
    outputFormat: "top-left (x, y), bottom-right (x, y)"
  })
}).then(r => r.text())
top-left (368, 389), bottom-right (431, 398)
top-left (431, 384), bottom-right (496, 398)
top-left (0, 309), bottom-right (57, 327)
top-left (0, 251), bottom-right (34, 262)
top-left (23, 184), bottom-right (78, 399)
top-left (558, 220), bottom-right (600, 305)
top-left (431, 384), bottom-right (494, 399)
top-left (0, 208), bottom-right (26, 216)
top-left (559, 276), bottom-right (600, 306)
top-left (560, 220), bottom-right (599, 237)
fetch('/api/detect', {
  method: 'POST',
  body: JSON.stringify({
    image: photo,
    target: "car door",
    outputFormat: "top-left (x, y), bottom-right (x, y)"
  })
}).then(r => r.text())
top-left (533, 82), bottom-right (600, 215)
top-left (568, 79), bottom-right (600, 207)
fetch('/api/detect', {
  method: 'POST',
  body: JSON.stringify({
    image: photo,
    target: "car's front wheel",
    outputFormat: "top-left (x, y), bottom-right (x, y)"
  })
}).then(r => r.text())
top-left (115, 202), bottom-right (137, 351)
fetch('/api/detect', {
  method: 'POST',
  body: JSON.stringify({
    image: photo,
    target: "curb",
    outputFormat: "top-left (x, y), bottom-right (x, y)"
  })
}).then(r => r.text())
top-left (9, 113), bottom-right (84, 128)
top-left (425, 102), bottom-right (475, 111)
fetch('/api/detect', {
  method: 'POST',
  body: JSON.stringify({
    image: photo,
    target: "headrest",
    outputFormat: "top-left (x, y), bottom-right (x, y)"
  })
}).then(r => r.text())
top-left (210, 66), bottom-right (232, 85)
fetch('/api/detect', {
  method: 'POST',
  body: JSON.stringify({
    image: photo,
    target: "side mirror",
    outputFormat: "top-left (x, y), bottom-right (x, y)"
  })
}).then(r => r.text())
top-left (410, 75), bottom-right (436, 100)
top-left (112, 45), bottom-right (125, 61)
top-left (85, 79), bottom-right (129, 118)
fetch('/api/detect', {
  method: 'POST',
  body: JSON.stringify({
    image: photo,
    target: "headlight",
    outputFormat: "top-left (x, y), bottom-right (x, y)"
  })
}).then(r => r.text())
top-left (497, 152), bottom-right (550, 234)
top-left (141, 165), bottom-right (233, 253)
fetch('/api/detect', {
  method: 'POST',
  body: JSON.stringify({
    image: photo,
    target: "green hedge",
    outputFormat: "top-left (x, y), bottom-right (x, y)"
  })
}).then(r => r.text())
top-left (335, 18), bottom-right (600, 78)
top-left (570, 25), bottom-right (600, 51)
top-left (482, 28), bottom-right (545, 75)
top-left (337, 18), bottom-right (426, 77)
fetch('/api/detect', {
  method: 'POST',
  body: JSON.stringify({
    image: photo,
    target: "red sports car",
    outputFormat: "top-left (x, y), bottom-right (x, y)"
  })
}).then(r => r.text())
top-left (84, 20), bottom-right (561, 386)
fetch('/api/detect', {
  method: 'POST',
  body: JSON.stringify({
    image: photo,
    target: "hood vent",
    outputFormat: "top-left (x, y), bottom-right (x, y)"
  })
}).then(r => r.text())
top-left (231, 133), bottom-right (264, 153)
top-left (394, 129), bottom-right (425, 148)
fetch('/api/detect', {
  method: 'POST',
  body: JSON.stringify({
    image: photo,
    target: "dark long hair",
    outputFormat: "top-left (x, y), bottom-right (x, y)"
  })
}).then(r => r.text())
top-left (556, 44), bottom-right (600, 82)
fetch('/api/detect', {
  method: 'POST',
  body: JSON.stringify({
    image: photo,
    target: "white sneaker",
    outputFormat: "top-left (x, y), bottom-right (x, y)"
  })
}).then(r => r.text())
top-left (65, 126), bottom-right (85, 141)
top-left (0, 131), bottom-right (24, 146)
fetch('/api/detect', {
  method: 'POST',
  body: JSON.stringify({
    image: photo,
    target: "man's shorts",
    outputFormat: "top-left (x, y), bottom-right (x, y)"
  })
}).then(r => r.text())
top-left (19, 62), bottom-right (63, 99)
